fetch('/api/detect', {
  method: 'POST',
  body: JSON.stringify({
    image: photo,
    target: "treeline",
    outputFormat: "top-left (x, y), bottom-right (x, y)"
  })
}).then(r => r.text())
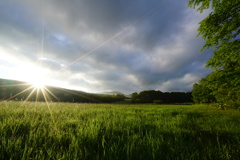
top-left (131, 90), bottom-right (192, 104)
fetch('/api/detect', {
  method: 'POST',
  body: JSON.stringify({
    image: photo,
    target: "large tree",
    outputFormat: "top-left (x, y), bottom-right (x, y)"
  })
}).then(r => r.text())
top-left (189, 0), bottom-right (240, 108)
top-left (192, 77), bottom-right (216, 104)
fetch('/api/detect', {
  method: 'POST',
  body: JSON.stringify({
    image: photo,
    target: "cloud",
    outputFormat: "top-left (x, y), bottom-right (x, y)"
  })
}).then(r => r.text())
top-left (0, 0), bottom-right (212, 94)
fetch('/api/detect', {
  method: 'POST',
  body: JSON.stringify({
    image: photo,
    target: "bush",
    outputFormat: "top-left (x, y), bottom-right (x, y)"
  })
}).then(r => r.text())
top-left (153, 100), bottom-right (162, 104)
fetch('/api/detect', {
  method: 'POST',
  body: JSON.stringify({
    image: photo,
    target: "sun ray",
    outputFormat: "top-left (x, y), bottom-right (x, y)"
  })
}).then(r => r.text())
top-left (39, 0), bottom-right (45, 68)
top-left (4, 85), bottom-right (34, 101)
top-left (41, 87), bottom-right (59, 135)
top-left (35, 88), bottom-right (41, 102)
top-left (21, 87), bottom-right (37, 105)
top-left (0, 83), bottom-right (30, 88)
top-left (43, 87), bottom-right (60, 102)
top-left (41, 88), bottom-right (53, 102)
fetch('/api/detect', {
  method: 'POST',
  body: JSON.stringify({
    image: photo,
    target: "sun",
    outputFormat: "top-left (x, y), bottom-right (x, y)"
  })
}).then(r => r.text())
top-left (19, 66), bottom-right (50, 89)
top-left (31, 79), bottom-right (46, 89)
top-left (28, 71), bottom-right (49, 89)
top-left (27, 73), bottom-right (48, 89)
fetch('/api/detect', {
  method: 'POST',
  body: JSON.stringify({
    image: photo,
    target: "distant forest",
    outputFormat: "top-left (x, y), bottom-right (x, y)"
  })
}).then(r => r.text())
top-left (131, 90), bottom-right (192, 104)
top-left (0, 79), bottom-right (192, 104)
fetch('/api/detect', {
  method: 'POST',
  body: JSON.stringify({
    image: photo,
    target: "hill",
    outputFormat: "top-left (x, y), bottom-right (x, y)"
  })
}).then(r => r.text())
top-left (0, 78), bottom-right (125, 103)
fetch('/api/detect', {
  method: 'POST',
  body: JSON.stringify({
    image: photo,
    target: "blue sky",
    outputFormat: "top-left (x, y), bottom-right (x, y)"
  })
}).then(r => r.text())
top-left (0, 0), bottom-right (212, 94)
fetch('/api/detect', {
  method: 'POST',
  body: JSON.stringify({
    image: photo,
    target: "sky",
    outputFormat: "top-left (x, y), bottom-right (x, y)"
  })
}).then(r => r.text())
top-left (0, 0), bottom-right (212, 94)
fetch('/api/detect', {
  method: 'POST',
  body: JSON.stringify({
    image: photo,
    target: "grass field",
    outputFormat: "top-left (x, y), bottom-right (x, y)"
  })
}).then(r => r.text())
top-left (0, 101), bottom-right (240, 160)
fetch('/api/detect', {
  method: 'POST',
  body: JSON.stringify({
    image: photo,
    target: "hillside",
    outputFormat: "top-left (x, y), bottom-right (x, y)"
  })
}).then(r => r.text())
top-left (0, 78), bottom-right (125, 103)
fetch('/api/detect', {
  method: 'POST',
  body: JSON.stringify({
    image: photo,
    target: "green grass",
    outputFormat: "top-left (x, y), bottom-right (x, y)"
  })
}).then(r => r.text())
top-left (0, 101), bottom-right (240, 159)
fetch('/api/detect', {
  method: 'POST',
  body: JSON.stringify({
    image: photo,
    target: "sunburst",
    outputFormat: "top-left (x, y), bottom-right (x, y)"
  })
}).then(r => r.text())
top-left (31, 80), bottom-right (45, 90)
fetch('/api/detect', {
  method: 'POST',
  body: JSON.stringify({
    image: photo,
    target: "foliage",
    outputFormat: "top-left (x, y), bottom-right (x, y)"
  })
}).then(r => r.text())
top-left (188, 0), bottom-right (240, 56)
top-left (204, 70), bottom-right (240, 109)
top-left (1, 101), bottom-right (240, 159)
top-left (153, 100), bottom-right (162, 104)
top-left (192, 78), bottom-right (216, 104)
top-left (131, 92), bottom-right (140, 103)
top-left (138, 90), bottom-right (163, 103)
top-left (132, 90), bottom-right (192, 104)
top-left (192, 69), bottom-right (240, 109)
top-left (189, 0), bottom-right (240, 108)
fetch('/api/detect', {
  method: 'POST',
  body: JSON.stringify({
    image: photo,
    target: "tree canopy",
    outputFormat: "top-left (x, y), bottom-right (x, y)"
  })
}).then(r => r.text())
top-left (189, 0), bottom-right (240, 70)
top-left (189, 0), bottom-right (240, 108)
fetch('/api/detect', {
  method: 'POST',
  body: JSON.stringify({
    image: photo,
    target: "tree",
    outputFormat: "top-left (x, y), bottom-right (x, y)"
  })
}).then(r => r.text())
top-left (192, 78), bottom-right (216, 104)
top-left (138, 90), bottom-right (162, 103)
top-left (114, 94), bottom-right (126, 101)
top-left (203, 70), bottom-right (240, 108)
top-left (131, 92), bottom-right (139, 103)
top-left (189, 0), bottom-right (240, 108)
top-left (188, 0), bottom-right (240, 68)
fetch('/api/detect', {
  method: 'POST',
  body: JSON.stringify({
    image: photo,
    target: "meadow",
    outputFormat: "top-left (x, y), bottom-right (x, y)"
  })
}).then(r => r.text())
top-left (0, 101), bottom-right (240, 160)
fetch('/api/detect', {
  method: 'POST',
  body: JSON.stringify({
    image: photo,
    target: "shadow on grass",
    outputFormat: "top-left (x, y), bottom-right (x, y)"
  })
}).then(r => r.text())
top-left (90, 123), bottom-right (240, 160)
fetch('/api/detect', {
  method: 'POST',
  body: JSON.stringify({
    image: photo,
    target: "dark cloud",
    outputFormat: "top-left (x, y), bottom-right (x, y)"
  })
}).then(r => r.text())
top-left (0, 0), bottom-right (212, 94)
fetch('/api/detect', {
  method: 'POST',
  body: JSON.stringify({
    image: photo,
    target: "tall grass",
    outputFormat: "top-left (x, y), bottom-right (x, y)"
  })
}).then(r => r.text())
top-left (0, 101), bottom-right (240, 159)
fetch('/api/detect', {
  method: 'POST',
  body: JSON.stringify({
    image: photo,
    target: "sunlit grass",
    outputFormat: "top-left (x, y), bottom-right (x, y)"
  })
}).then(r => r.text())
top-left (0, 102), bottom-right (240, 159)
